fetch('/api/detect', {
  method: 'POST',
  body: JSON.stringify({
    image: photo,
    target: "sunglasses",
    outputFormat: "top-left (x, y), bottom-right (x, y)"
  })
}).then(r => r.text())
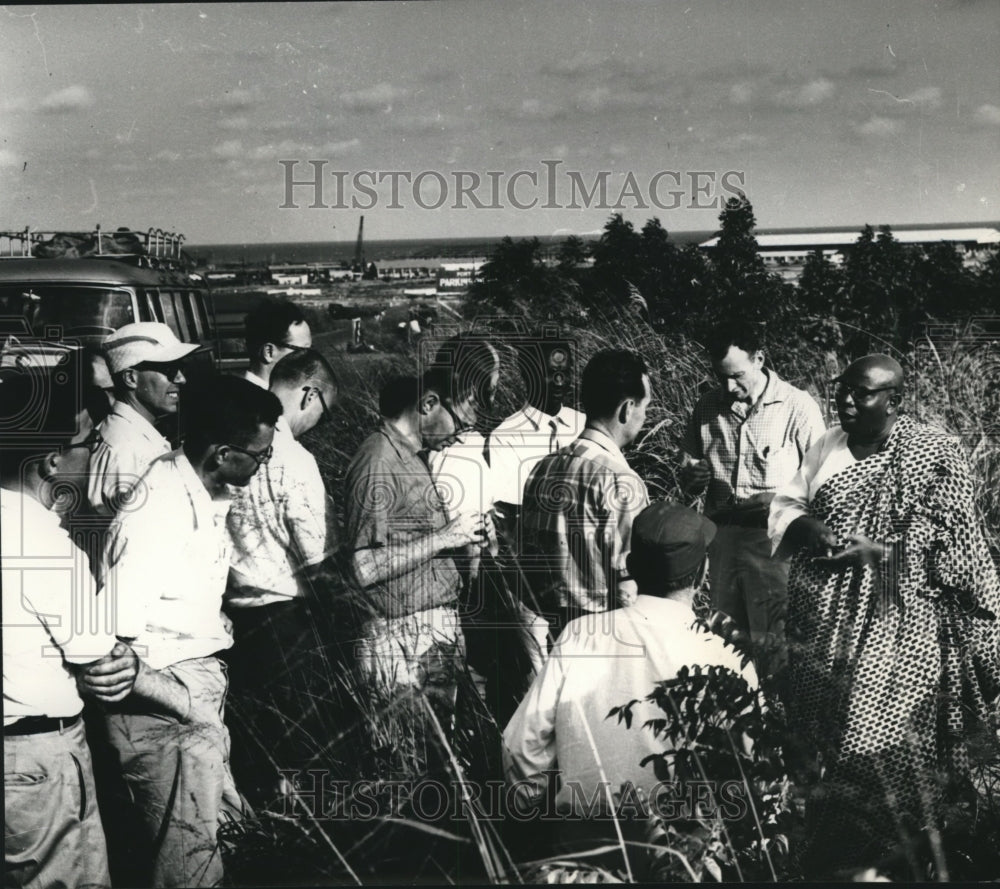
top-left (135, 360), bottom-right (186, 379)
top-left (832, 381), bottom-right (898, 401)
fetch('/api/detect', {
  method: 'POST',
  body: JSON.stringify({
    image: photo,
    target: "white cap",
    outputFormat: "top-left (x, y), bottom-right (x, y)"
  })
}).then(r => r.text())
top-left (102, 322), bottom-right (201, 374)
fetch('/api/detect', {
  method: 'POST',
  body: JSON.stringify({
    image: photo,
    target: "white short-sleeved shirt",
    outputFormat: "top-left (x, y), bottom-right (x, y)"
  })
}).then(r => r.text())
top-left (102, 450), bottom-right (233, 670)
top-left (88, 402), bottom-right (172, 514)
top-left (226, 416), bottom-right (329, 606)
top-left (488, 405), bottom-right (586, 506)
top-left (502, 595), bottom-right (758, 812)
top-left (2, 489), bottom-right (120, 723)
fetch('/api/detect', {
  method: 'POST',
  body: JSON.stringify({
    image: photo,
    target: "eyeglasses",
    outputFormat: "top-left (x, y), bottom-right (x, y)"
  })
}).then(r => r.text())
top-left (63, 429), bottom-right (103, 456)
top-left (302, 385), bottom-right (332, 424)
top-left (443, 399), bottom-right (475, 435)
top-left (223, 442), bottom-right (274, 465)
top-left (278, 342), bottom-right (310, 354)
top-left (832, 381), bottom-right (898, 401)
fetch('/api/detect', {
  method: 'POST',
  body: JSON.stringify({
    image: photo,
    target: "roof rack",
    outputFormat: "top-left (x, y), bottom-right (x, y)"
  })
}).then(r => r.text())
top-left (0, 225), bottom-right (189, 269)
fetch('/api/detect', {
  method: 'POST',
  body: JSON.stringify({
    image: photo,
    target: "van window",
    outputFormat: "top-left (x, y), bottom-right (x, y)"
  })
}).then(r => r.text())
top-left (0, 286), bottom-right (134, 338)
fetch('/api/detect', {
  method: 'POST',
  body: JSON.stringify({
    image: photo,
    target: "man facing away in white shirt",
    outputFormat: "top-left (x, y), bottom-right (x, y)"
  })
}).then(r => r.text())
top-left (503, 502), bottom-right (758, 870)
top-left (88, 321), bottom-right (202, 516)
top-left (224, 346), bottom-right (339, 805)
top-left (100, 374), bottom-right (281, 888)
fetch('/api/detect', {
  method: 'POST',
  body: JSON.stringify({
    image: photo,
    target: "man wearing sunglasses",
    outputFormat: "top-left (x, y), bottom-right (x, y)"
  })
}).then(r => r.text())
top-left (242, 297), bottom-right (312, 389)
top-left (224, 347), bottom-right (339, 804)
top-left (88, 321), bottom-right (201, 515)
top-left (99, 375), bottom-right (281, 887)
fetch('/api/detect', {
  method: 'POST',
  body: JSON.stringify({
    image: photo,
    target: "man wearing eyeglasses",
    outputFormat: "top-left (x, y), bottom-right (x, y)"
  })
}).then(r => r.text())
top-left (99, 375), bottom-right (281, 887)
top-left (680, 323), bottom-right (825, 674)
top-left (343, 368), bottom-right (490, 726)
top-left (88, 321), bottom-right (201, 515)
top-left (768, 354), bottom-right (1000, 877)
top-left (242, 297), bottom-right (312, 389)
top-left (224, 347), bottom-right (339, 804)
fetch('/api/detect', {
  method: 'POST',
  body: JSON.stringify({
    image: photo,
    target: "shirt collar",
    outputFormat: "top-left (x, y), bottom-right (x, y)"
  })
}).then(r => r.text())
top-left (108, 400), bottom-right (164, 441)
top-left (577, 426), bottom-right (627, 463)
top-left (519, 403), bottom-right (579, 431)
top-left (379, 419), bottom-right (423, 461)
top-left (0, 485), bottom-right (64, 533)
top-left (759, 368), bottom-right (791, 405)
top-left (244, 370), bottom-right (269, 390)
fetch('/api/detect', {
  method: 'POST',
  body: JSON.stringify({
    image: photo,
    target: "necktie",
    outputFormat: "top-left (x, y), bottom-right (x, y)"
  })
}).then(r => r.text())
top-left (549, 419), bottom-right (558, 453)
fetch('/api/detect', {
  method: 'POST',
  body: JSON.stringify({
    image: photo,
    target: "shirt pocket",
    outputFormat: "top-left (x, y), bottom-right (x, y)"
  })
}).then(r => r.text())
top-left (749, 438), bottom-right (799, 488)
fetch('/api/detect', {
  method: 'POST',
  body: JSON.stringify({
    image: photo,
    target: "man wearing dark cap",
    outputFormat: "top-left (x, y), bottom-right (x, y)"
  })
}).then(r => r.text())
top-left (503, 502), bottom-right (757, 827)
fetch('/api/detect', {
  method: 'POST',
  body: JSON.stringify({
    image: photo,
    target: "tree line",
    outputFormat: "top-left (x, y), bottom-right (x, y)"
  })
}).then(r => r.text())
top-left (466, 195), bottom-right (1000, 361)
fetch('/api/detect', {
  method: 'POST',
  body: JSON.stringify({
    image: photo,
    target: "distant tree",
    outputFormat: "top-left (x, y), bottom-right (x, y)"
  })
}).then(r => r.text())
top-left (466, 235), bottom-right (588, 324)
top-left (709, 193), bottom-right (789, 331)
top-left (364, 262), bottom-right (378, 280)
top-left (591, 214), bottom-right (643, 309)
top-left (557, 235), bottom-right (589, 270)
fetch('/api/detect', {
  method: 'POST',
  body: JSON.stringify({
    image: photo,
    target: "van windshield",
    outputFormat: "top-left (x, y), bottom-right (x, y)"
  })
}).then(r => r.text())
top-left (0, 286), bottom-right (134, 339)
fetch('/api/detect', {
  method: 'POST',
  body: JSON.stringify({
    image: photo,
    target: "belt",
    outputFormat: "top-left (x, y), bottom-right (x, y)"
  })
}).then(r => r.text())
top-left (710, 507), bottom-right (769, 529)
top-left (4, 714), bottom-right (81, 736)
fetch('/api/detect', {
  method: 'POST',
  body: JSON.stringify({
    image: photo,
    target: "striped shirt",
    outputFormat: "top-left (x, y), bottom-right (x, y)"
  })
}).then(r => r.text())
top-left (683, 369), bottom-right (825, 517)
top-left (520, 428), bottom-right (649, 614)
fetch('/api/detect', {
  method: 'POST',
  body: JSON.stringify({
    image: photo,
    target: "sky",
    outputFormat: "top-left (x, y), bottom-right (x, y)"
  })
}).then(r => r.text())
top-left (2, 1), bottom-right (998, 246)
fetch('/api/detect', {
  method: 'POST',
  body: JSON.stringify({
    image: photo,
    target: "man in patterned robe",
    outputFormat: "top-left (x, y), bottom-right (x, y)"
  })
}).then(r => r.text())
top-left (769, 354), bottom-right (1000, 878)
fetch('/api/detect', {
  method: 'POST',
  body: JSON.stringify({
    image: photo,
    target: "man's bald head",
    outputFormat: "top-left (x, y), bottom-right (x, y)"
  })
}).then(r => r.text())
top-left (839, 354), bottom-right (904, 392)
top-left (834, 354), bottom-right (904, 440)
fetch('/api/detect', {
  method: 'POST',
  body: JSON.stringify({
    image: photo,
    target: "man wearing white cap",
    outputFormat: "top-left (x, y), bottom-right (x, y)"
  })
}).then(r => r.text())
top-left (89, 322), bottom-right (200, 514)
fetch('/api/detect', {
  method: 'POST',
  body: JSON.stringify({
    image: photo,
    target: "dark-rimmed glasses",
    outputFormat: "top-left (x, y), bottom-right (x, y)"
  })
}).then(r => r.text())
top-left (443, 398), bottom-right (475, 435)
top-left (302, 385), bottom-right (332, 424)
top-left (224, 442), bottom-right (274, 465)
top-left (63, 429), bottom-right (104, 456)
top-left (832, 381), bottom-right (897, 401)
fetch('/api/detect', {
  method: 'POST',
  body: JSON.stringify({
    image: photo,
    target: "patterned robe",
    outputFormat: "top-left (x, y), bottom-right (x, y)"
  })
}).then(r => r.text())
top-left (786, 415), bottom-right (1000, 874)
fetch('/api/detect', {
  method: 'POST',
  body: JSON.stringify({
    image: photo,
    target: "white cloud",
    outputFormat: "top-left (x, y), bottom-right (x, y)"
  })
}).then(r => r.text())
top-left (774, 78), bottom-right (835, 108)
top-left (340, 82), bottom-right (407, 112)
top-left (39, 85), bottom-right (94, 113)
top-left (729, 82), bottom-right (754, 105)
top-left (973, 103), bottom-right (1000, 127)
top-left (152, 150), bottom-right (182, 162)
top-left (903, 86), bottom-right (943, 110)
top-left (317, 138), bottom-right (360, 155)
top-left (212, 140), bottom-right (245, 160)
top-left (0, 149), bottom-right (21, 168)
top-left (856, 116), bottom-right (903, 138)
top-left (218, 115), bottom-right (250, 131)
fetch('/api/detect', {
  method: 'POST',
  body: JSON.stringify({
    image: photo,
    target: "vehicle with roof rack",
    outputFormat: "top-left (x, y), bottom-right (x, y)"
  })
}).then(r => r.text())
top-left (0, 225), bottom-right (220, 374)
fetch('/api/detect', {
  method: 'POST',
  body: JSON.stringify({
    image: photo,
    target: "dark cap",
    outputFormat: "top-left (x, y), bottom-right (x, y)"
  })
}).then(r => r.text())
top-left (627, 501), bottom-right (716, 586)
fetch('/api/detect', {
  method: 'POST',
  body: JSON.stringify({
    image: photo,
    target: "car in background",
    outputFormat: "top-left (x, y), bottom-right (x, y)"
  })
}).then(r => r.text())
top-left (0, 226), bottom-right (219, 374)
